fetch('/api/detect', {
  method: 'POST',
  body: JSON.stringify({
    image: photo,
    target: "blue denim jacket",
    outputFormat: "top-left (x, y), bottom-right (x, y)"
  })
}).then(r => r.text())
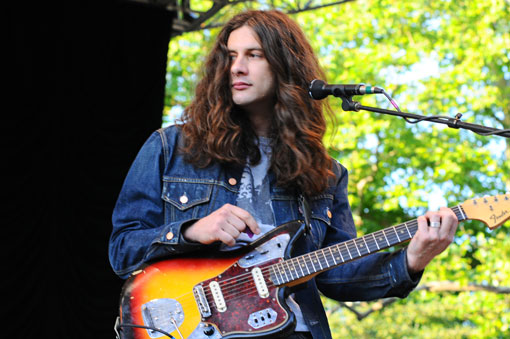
top-left (109, 125), bottom-right (421, 339)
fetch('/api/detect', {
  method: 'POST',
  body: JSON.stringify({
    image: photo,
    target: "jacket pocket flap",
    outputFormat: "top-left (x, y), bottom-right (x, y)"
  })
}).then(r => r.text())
top-left (162, 178), bottom-right (213, 211)
top-left (310, 193), bottom-right (334, 226)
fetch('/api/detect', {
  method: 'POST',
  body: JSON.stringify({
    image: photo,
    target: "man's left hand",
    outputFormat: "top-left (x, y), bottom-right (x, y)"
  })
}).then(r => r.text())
top-left (406, 207), bottom-right (459, 274)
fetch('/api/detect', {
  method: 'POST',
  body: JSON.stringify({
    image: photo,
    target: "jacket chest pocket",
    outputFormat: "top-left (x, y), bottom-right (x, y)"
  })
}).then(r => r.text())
top-left (309, 194), bottom-right (334, 248)
top-left (161, 178), bottom-right (214, 222)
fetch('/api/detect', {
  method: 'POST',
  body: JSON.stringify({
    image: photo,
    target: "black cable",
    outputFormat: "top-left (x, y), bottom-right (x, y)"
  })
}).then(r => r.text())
top-left (379, 90), bottom-right (510, 137)
top-left (474, 128), bottom-right (510, 136)
top-left (116, 322), bottom-right (176, 338)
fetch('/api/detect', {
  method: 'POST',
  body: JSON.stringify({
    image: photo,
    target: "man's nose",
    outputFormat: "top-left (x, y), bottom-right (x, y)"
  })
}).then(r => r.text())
top-left (231, 56), bottom-right (248, 75)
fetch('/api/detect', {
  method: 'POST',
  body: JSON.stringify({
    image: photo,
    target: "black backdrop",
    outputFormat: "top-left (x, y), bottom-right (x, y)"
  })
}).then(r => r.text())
top-left (7, 1), bottom-right (175, 338)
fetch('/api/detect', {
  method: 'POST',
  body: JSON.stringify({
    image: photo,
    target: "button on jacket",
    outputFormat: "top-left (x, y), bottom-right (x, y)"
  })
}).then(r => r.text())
top-left (109, 125), bottom-right (421, 339)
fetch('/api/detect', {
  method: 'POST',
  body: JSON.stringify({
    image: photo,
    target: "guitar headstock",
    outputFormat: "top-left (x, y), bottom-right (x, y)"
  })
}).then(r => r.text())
top-left (460, 193), bottom-right (510, 229)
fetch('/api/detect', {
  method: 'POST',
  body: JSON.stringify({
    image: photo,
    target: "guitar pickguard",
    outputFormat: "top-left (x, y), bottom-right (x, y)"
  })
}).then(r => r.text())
top-left (194, 234), bottom-right (293, 337)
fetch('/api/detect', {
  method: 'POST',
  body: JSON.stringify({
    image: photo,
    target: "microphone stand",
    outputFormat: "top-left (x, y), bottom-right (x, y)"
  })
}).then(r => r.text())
top-left (339, 95), bottom-right (510, 139)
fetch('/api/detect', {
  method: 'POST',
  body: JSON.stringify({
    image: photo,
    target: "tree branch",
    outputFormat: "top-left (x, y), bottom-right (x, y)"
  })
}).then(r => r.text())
top-left (179, 0), bottom-right (358, 34)
top-left (330, 281), bottom-right (510, 321)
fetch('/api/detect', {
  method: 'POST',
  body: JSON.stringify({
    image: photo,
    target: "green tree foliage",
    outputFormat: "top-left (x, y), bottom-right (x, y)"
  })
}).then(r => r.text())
top-left (164, 1), bottom-right (510, 337)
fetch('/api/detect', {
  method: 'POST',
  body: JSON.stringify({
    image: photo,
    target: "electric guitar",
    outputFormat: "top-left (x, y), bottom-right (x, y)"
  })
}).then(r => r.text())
top-left (115, 194), bottom-right (509, 339)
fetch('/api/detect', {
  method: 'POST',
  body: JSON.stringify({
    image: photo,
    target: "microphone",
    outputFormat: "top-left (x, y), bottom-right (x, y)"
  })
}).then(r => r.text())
top-left (309, 79), bottom-right (383, 100)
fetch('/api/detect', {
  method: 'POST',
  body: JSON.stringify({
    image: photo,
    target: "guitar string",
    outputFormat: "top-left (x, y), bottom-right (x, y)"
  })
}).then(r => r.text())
top-left (165, 206), bottom-right (466, 311)
top-left (208, 218), bottom-right (420, 295)
top-left (198, 220), bottom-right (421, 303)
top-left (215, 203), bottom-right (465, 306)
top-left (204, 219), bottom-right (421, 295)
top-left (170, 216), bottom-right (430, 312)
top-left (143, 207), bottom-right (466, 313)
top-left (170, 216), bottom-right (429, 309)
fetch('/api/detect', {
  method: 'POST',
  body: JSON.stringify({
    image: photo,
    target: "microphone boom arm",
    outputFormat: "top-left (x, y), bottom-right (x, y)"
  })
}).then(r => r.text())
top-left (338, 95), bottom-right (510, 139)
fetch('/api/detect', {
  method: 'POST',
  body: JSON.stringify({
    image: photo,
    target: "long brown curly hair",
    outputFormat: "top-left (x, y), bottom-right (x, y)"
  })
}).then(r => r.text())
top-left (179, 10), bottom-right (334, 196)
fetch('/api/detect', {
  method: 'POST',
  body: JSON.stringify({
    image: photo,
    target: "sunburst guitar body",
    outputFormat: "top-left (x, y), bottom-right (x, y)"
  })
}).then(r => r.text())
top-left (118, 221), bottom-right (301, 339)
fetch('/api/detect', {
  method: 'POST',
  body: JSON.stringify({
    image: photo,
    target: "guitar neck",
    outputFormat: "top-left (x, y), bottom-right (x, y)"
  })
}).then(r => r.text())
top-left (270, 205), bottom-right (467, 286)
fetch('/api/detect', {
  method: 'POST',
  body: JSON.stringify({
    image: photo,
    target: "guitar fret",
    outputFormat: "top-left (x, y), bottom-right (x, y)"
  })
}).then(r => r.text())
top-left (311, 254), bottom-right (319, 273)
top-left (285, 260), bottom-right (296, 280)
top-left (275, 264), bottom-right (284, 284)
top-left (372, 233), bottom-right (380, 250)
top-left (280, 263), bottom-right (290, 283)
top-left (271, 264), bottom-right (278, 284)
top-left (353, 239), bottom-right (361, 257)
top-left (454, 205), bottom-right (467, 221)
top-left (304, 255), bottom-right (312, 275)
top-left (289, 259), bottom-right (298, 280)
top-left (393, 226), bottom-right (401, 242)
top-left (459, 206), bottom-right (467, 221)
top-left (318, 249), bottom-right (327, 268)
top-left (345, 242), bottom-right (353, 259)
top-left (382, 229), bottom-right (390, 247)
top-left (336, 244), bottom-right (345, 262)
top-left (361, 237), bottom-right (370, 253)
top-left (314, 251), bottom-right (323, 271)
top-left (270, 265), bottom-right (279, 285)
top-left (359, 238), bottom-right (368, 255)
top-left (303, 254), bottom-right (313, 274)
top-left (290, 260), bottom-right (299, 279)
top-left (329, 247), bottom-right (338, 265)
top-left (396, 225), bottom-right (408, 241)
top-left (321, 248), bottom-right (332, 268)
top-left (297, 256), bottom-right (305, 277)
top-left (404, 222), bottom-right (412, 238)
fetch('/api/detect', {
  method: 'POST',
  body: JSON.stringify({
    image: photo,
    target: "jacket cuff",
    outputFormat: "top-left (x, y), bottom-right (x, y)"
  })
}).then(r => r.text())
top-left (158, 219), bottom-right (202, 247)
top-left (387, 248), bottom-right (423, 296)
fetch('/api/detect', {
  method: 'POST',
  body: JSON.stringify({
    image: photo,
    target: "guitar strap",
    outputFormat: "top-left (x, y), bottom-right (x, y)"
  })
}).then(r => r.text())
top-left (298, 160), bottom-right (342, 238)
top-left (298, 193), bottom-right (312, 236)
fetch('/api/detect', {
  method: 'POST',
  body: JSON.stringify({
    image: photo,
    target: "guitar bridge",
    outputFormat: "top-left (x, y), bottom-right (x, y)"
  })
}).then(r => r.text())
top-left (193, 284), bottom-right (211, 318)
top-left (141, 299), bottom-right (184, 338)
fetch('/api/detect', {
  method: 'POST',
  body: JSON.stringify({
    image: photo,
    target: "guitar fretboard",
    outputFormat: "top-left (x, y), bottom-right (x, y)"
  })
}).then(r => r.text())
top-left (269, 205), bottom-right (467, 286)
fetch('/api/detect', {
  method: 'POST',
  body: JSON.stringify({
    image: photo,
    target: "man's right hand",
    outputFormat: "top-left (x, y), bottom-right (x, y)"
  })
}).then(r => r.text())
top-left (182, 204), bottom-right (260, 246)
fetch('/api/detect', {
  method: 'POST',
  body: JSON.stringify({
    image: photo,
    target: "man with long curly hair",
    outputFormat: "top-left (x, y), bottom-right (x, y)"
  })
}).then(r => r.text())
top-left (110, 10), bottom-right (458, 339)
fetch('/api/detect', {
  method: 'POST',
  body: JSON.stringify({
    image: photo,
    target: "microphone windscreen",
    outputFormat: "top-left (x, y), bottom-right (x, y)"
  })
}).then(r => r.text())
top-left (309, 79), bottom-right (328, 100)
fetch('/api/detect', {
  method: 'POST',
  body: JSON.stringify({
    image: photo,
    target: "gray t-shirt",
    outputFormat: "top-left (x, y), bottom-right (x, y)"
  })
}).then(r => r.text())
top-left (235, 136), bottom-right (275, 244)
top-left (232, 137), bottom-right (309, 332)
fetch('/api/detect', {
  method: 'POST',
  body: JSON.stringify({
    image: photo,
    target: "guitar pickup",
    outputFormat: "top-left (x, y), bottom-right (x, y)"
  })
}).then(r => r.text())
top-left (252, 267), bottom-right (269, 298)
top-left (209, 281), bottom-right (227, 312)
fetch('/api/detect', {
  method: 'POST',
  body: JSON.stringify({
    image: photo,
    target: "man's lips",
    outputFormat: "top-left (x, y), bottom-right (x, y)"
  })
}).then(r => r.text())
top-left (232, 82), bottom-right (251, 90)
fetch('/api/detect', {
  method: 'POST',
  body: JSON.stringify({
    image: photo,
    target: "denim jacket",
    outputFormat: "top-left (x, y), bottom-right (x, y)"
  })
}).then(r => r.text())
top-left (109, 125), bottom-right (421, 339)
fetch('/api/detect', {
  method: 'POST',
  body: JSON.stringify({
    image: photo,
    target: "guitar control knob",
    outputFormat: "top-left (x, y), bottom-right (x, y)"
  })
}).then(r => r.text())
top-left (203, 325), bottom-right (215, 336)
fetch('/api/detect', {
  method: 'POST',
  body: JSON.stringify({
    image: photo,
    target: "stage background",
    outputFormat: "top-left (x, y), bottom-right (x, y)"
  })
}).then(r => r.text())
top-left (7, 1), bottom-right (174, 337)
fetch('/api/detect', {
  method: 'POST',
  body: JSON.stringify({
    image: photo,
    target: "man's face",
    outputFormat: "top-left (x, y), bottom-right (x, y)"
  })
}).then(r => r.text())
top-left (227, 25), bottom-right (276, 113)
